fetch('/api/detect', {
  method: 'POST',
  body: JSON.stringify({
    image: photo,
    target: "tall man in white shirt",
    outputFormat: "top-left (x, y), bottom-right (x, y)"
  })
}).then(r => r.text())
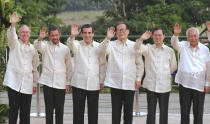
top-left (67, 24), bottom-right (107, 124)
top-left (135, 27), bottom-right (177, 124)
top-left (171, 24), bottom-right (210, 124)
top-left (103, 23), bottom-right (144, 124)
top-left (34, 26), bottom-right (71, 124)
top-left (3, 12), bottom-right (39, 124)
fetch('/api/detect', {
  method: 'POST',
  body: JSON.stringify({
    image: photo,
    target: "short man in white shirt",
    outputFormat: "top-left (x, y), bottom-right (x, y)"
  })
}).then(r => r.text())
top-left (103, 23), bottom-right (144, 124)
top-left (135, 27), bottom-right (177, 124)
top-left (67, 24), bottom-right (107, 124)
top-left (34, 26), bottom-right (71, 124)
top-left (171, 23), bottom-right (210, 124)
top-left (3, 12), bottom-right (39, 124)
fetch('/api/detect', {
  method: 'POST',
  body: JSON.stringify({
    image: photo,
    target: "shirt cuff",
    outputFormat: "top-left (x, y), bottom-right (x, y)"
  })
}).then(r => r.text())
top-left (66, 81), bottom-right (70, 85)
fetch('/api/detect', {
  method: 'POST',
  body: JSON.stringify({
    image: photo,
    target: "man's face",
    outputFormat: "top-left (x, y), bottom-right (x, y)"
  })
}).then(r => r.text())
top-left (116, 24), bottom-right (129, 41)
top-left (187, 29), bottom-right (199, 48)
top-left (82, 27), bottom-right (94, 44)
top-left (48, 30), bottom-right (61, 45)
top-left (152, 29), bottom-right (165, 46)
top-left (18, 26), bottom-right (31, 43)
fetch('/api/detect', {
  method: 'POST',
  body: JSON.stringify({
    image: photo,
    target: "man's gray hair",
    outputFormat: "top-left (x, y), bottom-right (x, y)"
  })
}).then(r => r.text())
top-left (18, 24), bottom-right (31, 33)
top-left (186, 27), bottom-right (199, 37)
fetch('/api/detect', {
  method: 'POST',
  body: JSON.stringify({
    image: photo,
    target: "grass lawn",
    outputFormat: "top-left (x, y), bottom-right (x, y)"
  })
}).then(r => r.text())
top-left (56, 10), bottom-right (104, 25)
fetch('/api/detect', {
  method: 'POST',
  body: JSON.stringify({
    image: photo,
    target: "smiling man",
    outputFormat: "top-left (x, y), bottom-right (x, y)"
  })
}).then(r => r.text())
top-left (67, 24), bottom-right (107, 124)
top-left (135, 27), bottom-right (177, 124)
top-left (3, 12), bottom-right (39, 124)
top-left (171, 24), bottom-right (210, 124)
top-left (34, 26), bottom-right (71, 124)
top-left (102, 23), bottom-right (144, 124)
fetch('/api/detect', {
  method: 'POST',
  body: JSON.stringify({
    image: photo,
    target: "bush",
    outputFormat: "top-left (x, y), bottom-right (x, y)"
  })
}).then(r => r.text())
top-left (0, 104), bottom-right (9, 123)
top-left (0, 25), bottom-right (7, 91)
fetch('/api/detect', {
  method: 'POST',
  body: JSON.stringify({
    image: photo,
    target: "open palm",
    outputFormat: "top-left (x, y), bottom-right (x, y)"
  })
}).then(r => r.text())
top-left (10, 12), bottom-right (19, 24)
top-left (107, 27), bottom-right (115, 40)
top-left (71, 24), bottom-right (80, 37)
top-left (141, 31), bottom-right (152, 41)
top-left (174, 24), bottom-right (181, 36)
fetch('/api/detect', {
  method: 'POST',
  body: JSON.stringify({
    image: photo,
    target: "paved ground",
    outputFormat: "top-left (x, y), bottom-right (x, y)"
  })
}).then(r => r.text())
top-left (1, 91), bottom-right (210, 124)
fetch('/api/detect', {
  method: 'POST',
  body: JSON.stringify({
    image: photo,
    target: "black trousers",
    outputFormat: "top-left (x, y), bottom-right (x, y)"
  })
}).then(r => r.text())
top-left (179, 85), bottom-right (205, 124)
top-left (146, 90), bottom-right (170, 124)
top-left (7, 87), bottom-right (32, 124)
top-left (43, 85), bottom-right (65, 124)
top-left (111, 88), bottom-right (135, 124)
top-left (72, 86), bottom-right (99, 124)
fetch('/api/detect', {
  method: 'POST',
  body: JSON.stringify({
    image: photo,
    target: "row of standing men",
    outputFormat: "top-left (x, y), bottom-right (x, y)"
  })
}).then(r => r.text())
top-left (3, 12), bottom-right (210, 124)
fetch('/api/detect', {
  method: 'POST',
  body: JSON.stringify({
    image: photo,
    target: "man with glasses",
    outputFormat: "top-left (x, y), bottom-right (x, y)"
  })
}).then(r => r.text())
top-left (171, 23), bottom-right (210, 124)
top-left (103, 23), bottom-right (144, 124)
top-left (3, 12), bottom-right (39, 124)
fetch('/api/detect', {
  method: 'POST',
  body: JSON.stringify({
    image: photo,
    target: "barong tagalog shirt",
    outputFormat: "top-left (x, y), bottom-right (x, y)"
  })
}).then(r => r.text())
top-left (171, 35), bottom-right (210, 92)
top-left (135, 39), bottom-right (177, 93)
top-left (34, 39), bottom-right (71, 89)
top-left (67, 37), bottom-right (106, 90)
top-left (103, 39), bottom-right (144, 91)
top-left (3, 26), bottom-right (39, 94)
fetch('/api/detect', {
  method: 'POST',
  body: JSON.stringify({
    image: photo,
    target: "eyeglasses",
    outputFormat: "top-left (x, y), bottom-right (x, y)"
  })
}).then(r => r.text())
top-left (117, 29), bottom-right (127, 32)
top-left (20, 31), bottom-right (30, 34)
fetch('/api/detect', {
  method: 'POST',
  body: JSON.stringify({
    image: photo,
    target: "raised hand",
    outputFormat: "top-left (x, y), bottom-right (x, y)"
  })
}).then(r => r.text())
top-left (174, 24), bottom-right (182, 36)
top-left (106, 27), bottom-right (115, 40)
top-left (140, 31), bottom-right (152, 41)
top-left (10, 12), bottom-right (19, 26)
top-left (206, 21), bottom-right (210, 32)
top-left (71, 24), bottom-right (80, 38)
top-left (38, 28), bottom-right (47, 41)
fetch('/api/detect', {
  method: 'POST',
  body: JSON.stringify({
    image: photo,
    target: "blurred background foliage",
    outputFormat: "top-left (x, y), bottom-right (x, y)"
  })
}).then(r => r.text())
top-left (1, 0), bottom-right (210, 89)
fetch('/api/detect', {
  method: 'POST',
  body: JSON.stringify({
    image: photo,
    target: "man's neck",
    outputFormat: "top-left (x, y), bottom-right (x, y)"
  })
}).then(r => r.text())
top-left (21, 40), bottom-right (30, 45)
top-left (119, 39), bottom-right (127, 44)
top-left (156, 44), bottom-right (163, 48)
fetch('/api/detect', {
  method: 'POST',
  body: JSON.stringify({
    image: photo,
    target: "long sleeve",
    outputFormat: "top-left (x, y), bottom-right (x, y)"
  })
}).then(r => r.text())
top-left (97, 38), bottom-right (110, 56)
top-left (170, 35), bottom-right (182, 52)
top-left (66, 37), bottom-right (80, 54)
top-left (33, 39), bottom-right (47, 53)
top-left (134, 38), bottom-right (149, 56)
top-left (206, 61), bottom-right (210, 86)
top-left (32, 49), bottom-right (40, 87)
top-left (7, 26), bottom-right (18, 49)
top-left (170, 49), bottom-right (177, 74)
top-left (99, 54), bottom-right (107, 84)
top-left (135, 54), bottom-right (144, 82)
top-left (65, 48), bottom-right (71, 85)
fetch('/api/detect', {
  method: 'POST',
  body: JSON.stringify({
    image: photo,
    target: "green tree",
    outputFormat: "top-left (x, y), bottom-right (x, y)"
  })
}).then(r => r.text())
top-left (92, 0), bottom-right (210, 40)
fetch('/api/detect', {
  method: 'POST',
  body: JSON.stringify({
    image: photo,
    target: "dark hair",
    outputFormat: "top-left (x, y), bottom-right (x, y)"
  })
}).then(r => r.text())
top-left (152, 27), bottom-right (165, 35)
top-left (48, 25), bottom-right (61, 34)
top-left (81, 24), bottom-right (94, 33)
top-left (115, 22), bottom-right (129, 30)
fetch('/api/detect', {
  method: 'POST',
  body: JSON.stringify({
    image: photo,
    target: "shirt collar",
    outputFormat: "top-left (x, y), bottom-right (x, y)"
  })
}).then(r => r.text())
top-left (153, 43), bottom-right (166, 49)
top-left (50, 41), bottom-right (60, 47)
top-left (81, 40), bottom-right (94, 47)
top-left (187, 42), bottom-right (200, 50)
top-left (117, 39), bottom-right (128, 46)
top-left (19, 39), bottom-right (30, 46)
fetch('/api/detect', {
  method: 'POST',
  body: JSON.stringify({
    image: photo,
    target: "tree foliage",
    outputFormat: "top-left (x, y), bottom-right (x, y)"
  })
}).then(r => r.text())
top-left (0, 0), bottom-right (65, 85)
top-left (92, 0), bottom-right (210, 38)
